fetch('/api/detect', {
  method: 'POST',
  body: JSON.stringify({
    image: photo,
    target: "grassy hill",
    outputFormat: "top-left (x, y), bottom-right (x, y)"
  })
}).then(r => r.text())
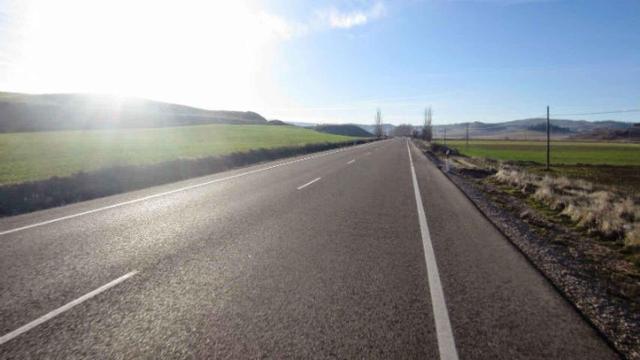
top-left (315, 124), bottom-right (373, 137)
top-left (0, 124), bottom-right (357, 184)
top-left (354, 123), bottom-right (395, 136)
top-left (0, 92), bottom-right (268, 132)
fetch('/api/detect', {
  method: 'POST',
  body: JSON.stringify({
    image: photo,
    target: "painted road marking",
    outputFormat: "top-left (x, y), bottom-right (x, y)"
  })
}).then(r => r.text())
top-left (407, 140), bottom-right (459, 360)
top-left (296, 177), bottom-right (322, 190)
top-left (347, 159), bottom-right (356, 164)
top-left (0, 141), bottom-right (382, 236)
top-left (0, 271), bottom-right (138, 346)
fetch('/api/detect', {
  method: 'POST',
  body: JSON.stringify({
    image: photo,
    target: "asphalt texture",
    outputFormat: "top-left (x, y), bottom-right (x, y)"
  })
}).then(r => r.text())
top-left (0, 138), bottom-right (618, 359)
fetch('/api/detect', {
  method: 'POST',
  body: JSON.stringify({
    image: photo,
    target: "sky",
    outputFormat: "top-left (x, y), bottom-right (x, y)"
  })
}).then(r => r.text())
top-left (0, 0), bottom-right (638, 125)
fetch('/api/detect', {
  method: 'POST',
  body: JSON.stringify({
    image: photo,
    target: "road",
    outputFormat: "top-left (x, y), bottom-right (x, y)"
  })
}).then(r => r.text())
top-left (0, 138), bottom-right (618, 359)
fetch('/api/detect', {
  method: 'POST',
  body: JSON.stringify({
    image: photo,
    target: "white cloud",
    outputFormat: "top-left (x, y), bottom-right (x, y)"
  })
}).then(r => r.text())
top-left (258, 12), bottom-right (311, 39)
top-left (253, 1), bottom-right (387, 40)
top-left (321, 1), bottom-right (386, 30)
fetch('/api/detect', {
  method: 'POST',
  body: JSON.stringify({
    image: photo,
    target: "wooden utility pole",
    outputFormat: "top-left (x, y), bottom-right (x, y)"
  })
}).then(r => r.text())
top-left (546, 106), bottom-right (550, 170)
top-left (443, 127), bottom-right (447, 146)
top-left (465, 123), bottom-right (469, 150)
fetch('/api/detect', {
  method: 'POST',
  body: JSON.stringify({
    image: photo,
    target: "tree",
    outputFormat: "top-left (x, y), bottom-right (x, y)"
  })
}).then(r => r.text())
top-left (374, 108), bottom-right (383, 138)
top-left (422, 107), bottom-right (433, 142)
top-left (393, 124), bottom-right (414, 137)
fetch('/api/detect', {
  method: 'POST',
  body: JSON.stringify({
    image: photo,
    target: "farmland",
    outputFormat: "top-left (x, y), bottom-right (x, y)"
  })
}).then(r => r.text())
top-left (438, 139), bottom-right (640, 192)
top-left (0, 124), bottom-right (358, 185)
top-left (438, 139), bottom-right (640, 166)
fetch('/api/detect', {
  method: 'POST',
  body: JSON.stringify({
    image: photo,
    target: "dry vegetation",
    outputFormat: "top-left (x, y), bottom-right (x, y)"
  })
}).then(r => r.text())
top-left (494, 167), bottom-right (640, 249)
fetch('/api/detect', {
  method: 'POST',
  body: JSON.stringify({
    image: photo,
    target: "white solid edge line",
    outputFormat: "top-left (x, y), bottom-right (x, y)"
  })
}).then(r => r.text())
top-left (406, 140), bottom-right (459, 360)
top-left (347, 159), bottom-right (356, 164)
top-left (296, 177), bottom-right (322, 190)
top-left (1, 142), bottom-right (378, 236)
top-left (0, 271), bottom-right (138, 346)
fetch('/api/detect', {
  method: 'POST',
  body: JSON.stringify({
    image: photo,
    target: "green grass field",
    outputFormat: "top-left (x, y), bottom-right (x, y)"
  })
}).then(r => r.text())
top-left (0, 124), bottom-right (358, 185)
top-left (438, 139), bottom-right (640, 192)
top-left (438, 139), bottom-right (640, 166)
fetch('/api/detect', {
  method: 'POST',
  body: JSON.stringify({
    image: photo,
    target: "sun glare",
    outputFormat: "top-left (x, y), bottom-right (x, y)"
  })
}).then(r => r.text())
top-left (5, 0), bottom-right (283, 109)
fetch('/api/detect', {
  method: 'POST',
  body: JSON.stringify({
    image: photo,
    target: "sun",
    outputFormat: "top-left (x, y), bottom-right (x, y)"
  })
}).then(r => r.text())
top-left (6, 0), bottom-right (285, 109)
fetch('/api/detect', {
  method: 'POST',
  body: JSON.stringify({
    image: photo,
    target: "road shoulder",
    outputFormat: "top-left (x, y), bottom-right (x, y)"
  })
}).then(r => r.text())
top-left (408, 141), bottom-right (619, 359)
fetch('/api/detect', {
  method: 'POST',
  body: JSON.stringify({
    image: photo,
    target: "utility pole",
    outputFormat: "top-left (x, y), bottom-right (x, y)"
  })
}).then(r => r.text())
top-left (443, 127), bottom-right (447, 146)
top-left (546, 105), bottom-right (550, 170)
top-left (465, 122), bottom-right (469, 150)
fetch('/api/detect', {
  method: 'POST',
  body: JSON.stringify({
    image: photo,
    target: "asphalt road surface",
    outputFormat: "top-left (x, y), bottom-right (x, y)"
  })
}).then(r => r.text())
top-left (0, 138), bottom-right (618, 359)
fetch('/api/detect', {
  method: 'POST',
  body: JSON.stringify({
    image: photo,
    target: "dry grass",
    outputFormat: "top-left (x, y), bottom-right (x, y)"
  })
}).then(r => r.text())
top-left (626, 224), bottom-right (640, 248)
top-left (493, 167), bottom-right (639, 243)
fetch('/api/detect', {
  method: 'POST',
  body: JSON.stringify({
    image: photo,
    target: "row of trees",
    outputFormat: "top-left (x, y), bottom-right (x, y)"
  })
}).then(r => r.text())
top-left (422, 106), bottom-right (433, 142)
top-left (375, 107), bottom-right (433, 141)
top-left (374, 108), bottom-right (384, 138)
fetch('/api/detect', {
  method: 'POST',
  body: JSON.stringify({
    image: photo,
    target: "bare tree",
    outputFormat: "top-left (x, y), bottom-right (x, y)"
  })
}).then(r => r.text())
top-left (374, 108), bottom-right (383, 138)
top-left (422, 107), bottom-right (433, 142)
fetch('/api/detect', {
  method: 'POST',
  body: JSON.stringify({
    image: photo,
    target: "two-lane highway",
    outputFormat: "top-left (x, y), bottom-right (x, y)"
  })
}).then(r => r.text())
top-left (0, 139), bottom-right (617, 358)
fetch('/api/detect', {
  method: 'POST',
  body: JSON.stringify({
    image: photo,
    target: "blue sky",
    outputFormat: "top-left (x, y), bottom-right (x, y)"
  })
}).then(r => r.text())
top-left (1, 0), bottom-right (639, 125)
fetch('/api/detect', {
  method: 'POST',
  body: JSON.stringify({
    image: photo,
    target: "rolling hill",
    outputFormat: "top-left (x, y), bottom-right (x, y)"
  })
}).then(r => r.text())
top-left (0, 123), bottom-right (359, 185)
top-left (0, 92), bottom-right (267, 132)
top-left (353, 123), bottom-right (396, 136)
top-left (432, 118), bottom-right (635, 140)
top-left (314, 124), bottom-right (373, 137)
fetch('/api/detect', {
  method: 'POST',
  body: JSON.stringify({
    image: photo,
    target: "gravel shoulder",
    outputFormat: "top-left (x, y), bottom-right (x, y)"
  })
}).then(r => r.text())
top-left (414, 139), bottom-right (639, 360)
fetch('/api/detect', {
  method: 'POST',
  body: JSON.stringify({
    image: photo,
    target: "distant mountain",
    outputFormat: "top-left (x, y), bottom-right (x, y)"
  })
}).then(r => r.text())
top-left (284, 122), bottom-right (395, 136)
top-left (267, 119), bottom-right (289, 125)
top-left (285, 121), bottom-right (317, 128)
top-left (526, 123), bottom-right (571, 133)
top-left (571, 123), bottom-right (640, 140)
top-left (0, 92), bottom-right (267, 132)
top-left (353, 123), bottom-right (396, 136)
top-left (433, 118), bottom-right (635, 140)
top-left (314, 124), bottom-right (373, 137)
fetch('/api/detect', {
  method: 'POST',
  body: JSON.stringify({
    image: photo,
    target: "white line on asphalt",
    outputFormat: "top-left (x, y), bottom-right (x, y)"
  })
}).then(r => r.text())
top-left (0, 271), bottom-right (138, 346)
top-left (0, 142), bottom-right (380, 236)
top-left (347, 159), bottom-right (356, 164)
top-left (407, 140), bottom-right (459, 360)
top-left (296, 177), bottom-right (322, 190)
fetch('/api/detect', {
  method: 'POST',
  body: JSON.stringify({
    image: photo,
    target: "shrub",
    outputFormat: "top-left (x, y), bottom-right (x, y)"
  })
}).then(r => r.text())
top-left (493, 166), bottom-right (638, 241)
top-left (625, 224), bottom-right (640, 248)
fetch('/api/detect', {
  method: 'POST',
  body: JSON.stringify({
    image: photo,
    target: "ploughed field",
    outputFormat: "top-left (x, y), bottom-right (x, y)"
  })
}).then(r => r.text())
top-left (0, 124), bottom-right (358, 185)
